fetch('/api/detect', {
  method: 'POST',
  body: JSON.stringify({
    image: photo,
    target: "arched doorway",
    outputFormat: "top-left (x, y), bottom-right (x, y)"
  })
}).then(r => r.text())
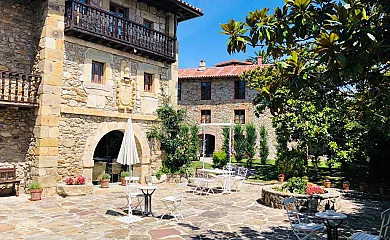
top-left (199, 134), bottom-right (215, 157)
top-left (93, 130), bottom-right (125, 183)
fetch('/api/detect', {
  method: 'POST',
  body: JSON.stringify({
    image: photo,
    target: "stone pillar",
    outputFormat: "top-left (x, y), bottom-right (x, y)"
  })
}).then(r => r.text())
top-left (34, 0), bottom-right (65, 196)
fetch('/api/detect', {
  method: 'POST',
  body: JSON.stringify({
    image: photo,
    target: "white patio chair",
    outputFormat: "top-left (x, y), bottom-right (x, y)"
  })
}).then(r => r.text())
top-left (284, 197), bottom-right (324, 240)
top-left (161, 182), bottom-right (187, 221)
top-left (186, 168), bottom-right (202, 193)
top-left (232, 167), bottom-right (248, 191)
top-left (124, 177), bottom-right (144, 213)
top-left (349, 207), bottom-right (390, 240)
top-left (198, 172), bottom-right (216, 195)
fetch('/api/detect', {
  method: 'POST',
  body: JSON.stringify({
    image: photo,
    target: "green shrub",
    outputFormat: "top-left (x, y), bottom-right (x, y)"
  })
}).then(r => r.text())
top-left (213, 151), bottom-right (228, 168)
top-left (29, 182), bottom-right (41, 190)
top-left (282, 177), bottom-right (308, 194)
top-left (245, 122), bottom-right (257, 167)
top-left (120, 171), bottom-right (130, 178)
top-left (234, 124), bottom-right (245, 161)
top-left (155, 171), bottom-right (162, 180)
top-left (259, 125), bottom-right (269, 164)
top-left (222, 127), bottom-right (230, 157)
top-left (102, 173), bottom-right (111, 180)
top-left (276, 148), bottom-right (308, 177)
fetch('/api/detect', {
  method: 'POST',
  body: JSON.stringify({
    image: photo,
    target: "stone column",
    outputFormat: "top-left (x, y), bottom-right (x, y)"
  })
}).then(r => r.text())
top-left (34, 0), bottom-right (65, 196)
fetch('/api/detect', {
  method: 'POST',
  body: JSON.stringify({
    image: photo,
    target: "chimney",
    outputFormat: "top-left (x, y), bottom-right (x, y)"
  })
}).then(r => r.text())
top-left (198, 60), bottom-right (206, 71)
top-left (257, 56), bottom-right (263, 66)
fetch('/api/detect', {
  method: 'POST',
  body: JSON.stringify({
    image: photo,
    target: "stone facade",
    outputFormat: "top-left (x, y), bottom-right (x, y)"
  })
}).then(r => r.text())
top-left (178, 78), bottom-right (277, 159)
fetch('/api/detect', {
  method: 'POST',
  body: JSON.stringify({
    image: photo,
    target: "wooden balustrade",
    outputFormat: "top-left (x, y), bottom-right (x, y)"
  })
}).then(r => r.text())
top-left (64, 0), bottom-right (176, 63)
top-left (0, 71), bottom-right (41, 107)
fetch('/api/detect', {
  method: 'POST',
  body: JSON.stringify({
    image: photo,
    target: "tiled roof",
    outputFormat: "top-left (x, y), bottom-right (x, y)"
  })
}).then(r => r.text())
top-left (179, 64), bottom-right (271, 79)
top-left (214, 59), bottom-right (252, 67)
top-left (177, 0), bottom-right (202, 13)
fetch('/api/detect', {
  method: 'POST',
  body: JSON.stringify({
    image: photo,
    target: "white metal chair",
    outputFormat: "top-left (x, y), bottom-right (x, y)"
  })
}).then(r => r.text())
top-left (124, 177), bottom-right (144, 213)
top-left (349, 207), bottom-right (390, 240)
top-left (198, 172), bottom-right (216, 195)
top-left (186, 168), bottom-right (203, 193)
top-left (284, 197), bottom-right (324, 240)
top-left (161, 182), bottom-right (187, 221)
top-left (232, 167), bottom-right (248, 191)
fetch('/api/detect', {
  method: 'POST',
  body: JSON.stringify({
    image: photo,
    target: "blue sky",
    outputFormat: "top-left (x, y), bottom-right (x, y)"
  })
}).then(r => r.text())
top-left (177, 0), bottom-right (285, 69)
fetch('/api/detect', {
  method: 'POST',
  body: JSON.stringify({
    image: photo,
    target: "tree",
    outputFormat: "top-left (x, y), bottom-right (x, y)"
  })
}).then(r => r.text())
top-left (189, 125), bottom-right (200, 162)
top-left (259, 125), bottom-right (269, 164)
top-left (246, 50), bottom-right (272, 64)
top-left (234, 124), bottom-right (245, 162)
top-left (147, 103), bottom-right (198, 173)
top-left (222, 127), bottom-right (230, 157)
top-left (245, 122), bottom-right (257, 167)
top-left (221, 0), bottom-right (390, 182)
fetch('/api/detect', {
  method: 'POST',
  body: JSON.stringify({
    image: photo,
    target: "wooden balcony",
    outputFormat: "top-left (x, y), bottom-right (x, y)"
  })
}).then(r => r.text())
top-left (64, 0), bottom-right (176, 63)
top-left (0, 71), bottom-right (41, 108)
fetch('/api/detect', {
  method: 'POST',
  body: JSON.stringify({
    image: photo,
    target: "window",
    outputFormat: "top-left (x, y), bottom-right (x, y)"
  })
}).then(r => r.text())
top-left (234, 80), bottom-right (245, 99)
top-left (178, 82), bottom-right (181, 101)
top-left (201, 110), bottom-right (211, 123)
top-left (234, 110), bottom-right (245, 124)
top-left (109, 3), bottom-right (128, 36)
top-left (201, 82), bottom-right (211, 100)
top-left (91, 61), bottom-right (104, 84)
top-left (144, 73), bottom-right (153, 92)
top-left (143, 19), bottom-right (153, 29)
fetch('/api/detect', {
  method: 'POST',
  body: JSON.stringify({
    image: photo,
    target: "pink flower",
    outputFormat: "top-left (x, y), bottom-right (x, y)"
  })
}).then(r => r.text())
top-left (65, 177), bottom-right (74, 185)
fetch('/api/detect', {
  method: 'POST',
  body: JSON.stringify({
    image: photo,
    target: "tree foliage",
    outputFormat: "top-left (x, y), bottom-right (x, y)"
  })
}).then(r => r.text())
top-left (222, 0), bottom-right (390, 182)
top-left (245, 122), bottom-right (257, 167)
top-left (259, 125), bottom-right (269, 165)
top-left (147, 103), bottom-right (199, 173)
top-left (246, 50), bottom-right (272, 64)
top-left (222, 127), bottom-right (230, 157)
top-left (234, 124), bottom-right (245, 162)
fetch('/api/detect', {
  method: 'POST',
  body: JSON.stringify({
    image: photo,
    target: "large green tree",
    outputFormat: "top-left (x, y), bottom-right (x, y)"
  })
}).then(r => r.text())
top-left (221, 0), bottom-right (390, 181)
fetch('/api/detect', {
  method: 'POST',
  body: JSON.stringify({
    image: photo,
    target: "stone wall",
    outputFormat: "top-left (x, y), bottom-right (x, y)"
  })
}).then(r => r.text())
top-left (261, 185), bottom-right (341, 212)
top-left (0, 108), bottom-right (36, 190)
top-left (178, 78), bottom-right (277, 159)
top-left (0, 0), bottom-right (42, 73)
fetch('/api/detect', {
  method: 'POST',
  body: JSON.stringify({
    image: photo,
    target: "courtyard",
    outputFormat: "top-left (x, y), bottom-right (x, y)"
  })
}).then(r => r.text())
top-left (0, 182), bottom-right (388, 240)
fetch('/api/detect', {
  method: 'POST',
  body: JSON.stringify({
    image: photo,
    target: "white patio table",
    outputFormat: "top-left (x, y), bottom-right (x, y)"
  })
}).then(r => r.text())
top-left (198, 169), bottom-right (235, 193)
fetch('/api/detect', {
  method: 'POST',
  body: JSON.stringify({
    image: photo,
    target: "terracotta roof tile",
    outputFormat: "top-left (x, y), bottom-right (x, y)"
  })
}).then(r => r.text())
top-left (177, 0), bottom-right (202, 13)
top-left (179, 64), bottom-right (272, 79)
top-left (214, 59), bottom-right (253, 67)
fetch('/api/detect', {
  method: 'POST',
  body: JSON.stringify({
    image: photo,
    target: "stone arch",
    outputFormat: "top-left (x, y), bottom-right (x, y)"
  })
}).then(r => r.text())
top-left (82, 120), bottom-right (150, 182)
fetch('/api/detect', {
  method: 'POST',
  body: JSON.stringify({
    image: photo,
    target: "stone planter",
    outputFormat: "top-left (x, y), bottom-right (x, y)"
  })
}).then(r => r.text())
top-left (29, 188), bottom-right (43, 201)
top-left (101, 179), bottom-right (110, 188)
top-left (262, 185), bottom-right (341, 212)
top-left (56, 184), bottom-right (93, 197)
top-left (324, 181), bottom-right (331, 188)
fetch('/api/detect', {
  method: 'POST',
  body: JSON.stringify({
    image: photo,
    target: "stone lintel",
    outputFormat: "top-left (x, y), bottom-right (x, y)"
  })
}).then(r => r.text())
top-left (61, 105), bottom-right (158, 121)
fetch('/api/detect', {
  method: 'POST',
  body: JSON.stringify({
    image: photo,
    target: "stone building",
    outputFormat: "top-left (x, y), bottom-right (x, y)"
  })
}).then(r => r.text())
top-left (178, 58), bottom-right (276, 159)
top-left (0, 0), bottom-right (202, 195)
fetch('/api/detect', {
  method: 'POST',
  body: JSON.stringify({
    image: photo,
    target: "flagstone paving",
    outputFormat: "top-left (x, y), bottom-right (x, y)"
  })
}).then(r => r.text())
top-left (0, 183), bottom-right (388, 239)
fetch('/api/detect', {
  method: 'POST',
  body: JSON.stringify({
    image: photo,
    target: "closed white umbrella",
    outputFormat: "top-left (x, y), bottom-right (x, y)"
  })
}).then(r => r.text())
top-left (116, 117), bottom-right (143, 224)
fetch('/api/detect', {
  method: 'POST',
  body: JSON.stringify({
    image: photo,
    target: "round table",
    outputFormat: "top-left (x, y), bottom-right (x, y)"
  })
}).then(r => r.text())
top-left (315, 211), bottom-right (347, 240)
top-left (137, 185), bottom-right (157, 217)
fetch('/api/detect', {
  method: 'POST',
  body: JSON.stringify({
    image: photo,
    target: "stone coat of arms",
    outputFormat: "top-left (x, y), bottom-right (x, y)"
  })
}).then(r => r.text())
top-left (116, 67), bottom-right (136, 112)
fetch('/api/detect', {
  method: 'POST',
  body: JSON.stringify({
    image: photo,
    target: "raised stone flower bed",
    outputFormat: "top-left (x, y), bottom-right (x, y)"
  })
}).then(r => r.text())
top-left (262, 185), bottom-right (341, 212)
top-left (56, 184), bottom-right (93, 197)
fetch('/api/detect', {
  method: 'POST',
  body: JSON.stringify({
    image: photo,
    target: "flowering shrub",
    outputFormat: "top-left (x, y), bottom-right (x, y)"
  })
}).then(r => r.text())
top-left (306, 184), bottom-right (325, 195)
top-left (278, 173), bottom-right (285, 178)
top-left (75, 176), bottom-right (86, 185)
top-left (65, 177), bottom-right (74, 185)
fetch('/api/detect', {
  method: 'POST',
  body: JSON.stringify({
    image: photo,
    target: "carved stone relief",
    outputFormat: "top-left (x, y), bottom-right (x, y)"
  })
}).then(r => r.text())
top-left (116, 62), bottom-right (137, 112)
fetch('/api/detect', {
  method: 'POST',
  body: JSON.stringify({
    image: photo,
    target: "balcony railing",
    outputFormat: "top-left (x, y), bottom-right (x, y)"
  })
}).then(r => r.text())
top-left (64, 0), bottom-right (176, 63)
top-left (0, 71), bottom-right (41, 107)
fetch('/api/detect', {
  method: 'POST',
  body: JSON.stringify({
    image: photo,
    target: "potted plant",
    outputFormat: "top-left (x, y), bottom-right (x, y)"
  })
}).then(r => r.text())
top-left (343, 181), bottom-right (350, 191)
top-left (359, 182), bottom-right (367, 192)
top-left (324, 177), bottom-right (331, 188)
top-left (75, 176), bottom-right (86, 185)
top-left (278, 173), bottom-right (285, 183)
top-left (120, 171), bottom-right (130, 186)
top-left (101, 173), bottom-right (111, 188)
top-left (29, 182), bottom-right (43, 201)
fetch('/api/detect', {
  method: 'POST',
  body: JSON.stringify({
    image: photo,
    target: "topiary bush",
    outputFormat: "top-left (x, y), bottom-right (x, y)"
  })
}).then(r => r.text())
top-left (212, 151), bottom-right (228, 168)
top-left (276, 148), bottom-right (308, 177)
top-left (234, 124), bottom-right (245, 162)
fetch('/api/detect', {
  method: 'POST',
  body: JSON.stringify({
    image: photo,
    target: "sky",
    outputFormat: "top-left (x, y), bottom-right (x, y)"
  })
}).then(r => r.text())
top-left (177, 0), bottom-right (285, 69)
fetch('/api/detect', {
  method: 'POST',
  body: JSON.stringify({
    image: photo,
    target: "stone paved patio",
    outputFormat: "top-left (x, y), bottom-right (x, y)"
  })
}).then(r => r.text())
top-left (0, 183), bottom-right (388, 239)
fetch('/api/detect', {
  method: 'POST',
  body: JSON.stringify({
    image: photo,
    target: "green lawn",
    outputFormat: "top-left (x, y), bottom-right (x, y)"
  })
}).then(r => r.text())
top-left (190, 161), bottom-right (212, 169)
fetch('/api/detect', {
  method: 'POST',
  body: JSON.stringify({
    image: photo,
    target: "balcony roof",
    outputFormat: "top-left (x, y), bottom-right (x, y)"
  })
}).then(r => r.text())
top-left (138, 0), bottom-right (203, 22)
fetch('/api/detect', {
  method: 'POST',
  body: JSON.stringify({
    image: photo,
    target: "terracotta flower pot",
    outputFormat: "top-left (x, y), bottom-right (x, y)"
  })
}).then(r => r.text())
top-left (324, 181), bottom-right (331, 188)
top-left (101, 179), bottom-right (110, 188)
top-left (343, 184), bottom-right (350, 191)
top-left (29, 188), bottom-right (43, 201)
top-left (121, 177), bottom-right (126, 186)
top-left (278, 176), bottom-right (284, 183)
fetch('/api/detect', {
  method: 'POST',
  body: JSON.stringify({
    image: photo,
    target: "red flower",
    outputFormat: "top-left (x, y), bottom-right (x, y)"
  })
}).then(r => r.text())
top-left (65, 177), bottom-right (74, 185)
top-left (75, 176), bottom-right (86, 185)
top-left (278, 173), bottom-right (285, 177)
top-left (306, 184), bottom-right (325, 195)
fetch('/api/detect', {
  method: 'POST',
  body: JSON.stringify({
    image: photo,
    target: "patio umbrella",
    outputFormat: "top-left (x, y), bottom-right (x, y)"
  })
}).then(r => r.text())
top-left (116, 117), bottom-right (142, 224)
